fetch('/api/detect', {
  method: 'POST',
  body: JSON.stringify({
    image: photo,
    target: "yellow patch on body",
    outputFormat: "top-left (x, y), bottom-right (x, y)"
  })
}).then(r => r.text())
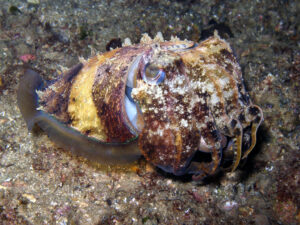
top-left (68, 50), bottom-right (118, 141)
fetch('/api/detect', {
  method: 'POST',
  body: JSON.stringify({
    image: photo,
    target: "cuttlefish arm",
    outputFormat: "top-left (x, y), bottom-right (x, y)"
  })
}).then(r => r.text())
top-left (17, 68), bottom-right (141, 164)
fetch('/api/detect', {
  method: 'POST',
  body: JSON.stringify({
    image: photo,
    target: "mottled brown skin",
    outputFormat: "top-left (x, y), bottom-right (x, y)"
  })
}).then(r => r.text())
top-left (30, 33), bottom-right (263, 179)
top-left (131, 33), bottom-right (263, 179)
top-left (91, 47), bottom-right (145, 142)
top-left (39, 47), bottom-right (149, 143)
top-left (38, 64), bottom-right (83, 123)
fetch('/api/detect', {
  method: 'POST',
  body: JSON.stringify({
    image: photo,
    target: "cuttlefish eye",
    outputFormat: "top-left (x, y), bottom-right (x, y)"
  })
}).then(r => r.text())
top-left (142, 63), bottom-right (165, 85)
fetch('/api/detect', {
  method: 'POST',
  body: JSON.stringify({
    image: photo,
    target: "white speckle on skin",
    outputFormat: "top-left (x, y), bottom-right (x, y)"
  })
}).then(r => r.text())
top-left (122, 37), bottom-right (132, 46)
top-left (165, 75), bottom-right (188, 95)
top-left (205, 82), bottom-right (215, 93)
top-left (223, 90), bottom-right (233, 99)
top-left (218, 77), bottom-right (230, 86)
top-left (175, 105), bottom-right (184, 114)
top-left (154, 31), bottom-right (164, 42)
top-left (180, 119), bottom-right (188, 128)
top-left (210, 93), bottom-right (220, 105)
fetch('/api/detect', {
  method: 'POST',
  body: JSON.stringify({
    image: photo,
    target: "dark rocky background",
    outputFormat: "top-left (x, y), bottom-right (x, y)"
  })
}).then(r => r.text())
top-left (0, 0), bottom-right (299, 224)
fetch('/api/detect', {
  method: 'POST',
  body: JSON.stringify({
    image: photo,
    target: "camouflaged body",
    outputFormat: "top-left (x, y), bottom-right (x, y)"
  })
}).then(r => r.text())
top-left (36, 33), bottom-right (263, 177)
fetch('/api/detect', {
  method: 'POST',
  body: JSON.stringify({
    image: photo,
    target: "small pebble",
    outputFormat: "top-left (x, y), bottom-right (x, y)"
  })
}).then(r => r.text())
top-left (22, 193), bottom-right (37, 203)
top-left (27, 0), bottom-right (40, 4)
top-left (223, 201), bottom-right (238, 211)
top-left (255, 214), bottom-right (269, 225)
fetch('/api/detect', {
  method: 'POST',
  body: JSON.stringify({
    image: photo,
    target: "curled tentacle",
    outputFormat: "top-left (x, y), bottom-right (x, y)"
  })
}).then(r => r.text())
top-left (189, 147), bottom-right (222, 180)
top-left (242, 105), bottom-right (264, 159)
top-left (229, 120), bottom-right (243, 172)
